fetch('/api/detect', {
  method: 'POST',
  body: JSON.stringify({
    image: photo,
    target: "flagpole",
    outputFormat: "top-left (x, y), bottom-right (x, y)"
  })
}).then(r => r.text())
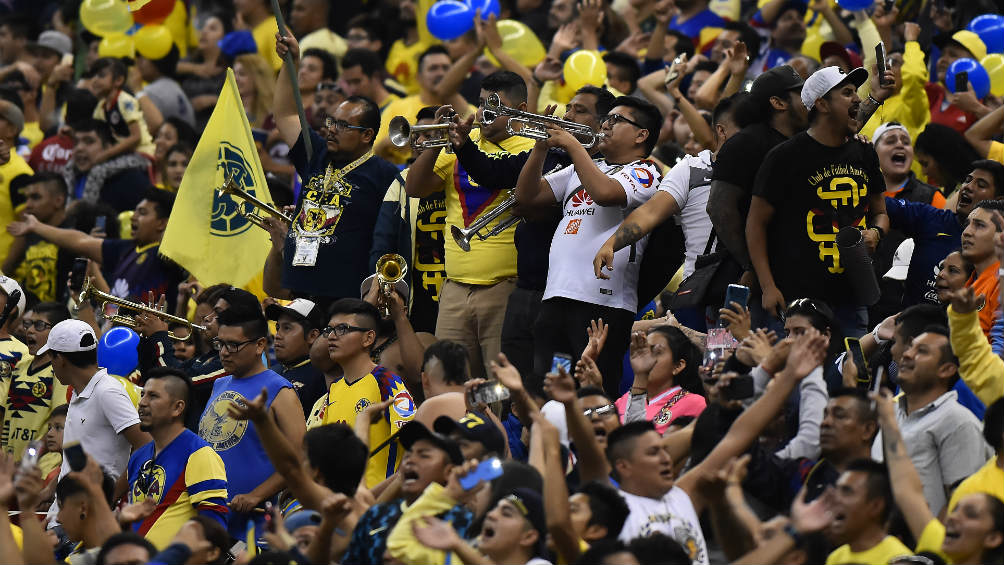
top-left (271, 0), bottom-right (312, 156)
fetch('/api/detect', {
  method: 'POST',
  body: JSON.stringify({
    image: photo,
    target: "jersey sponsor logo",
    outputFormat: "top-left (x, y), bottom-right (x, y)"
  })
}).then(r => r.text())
top-left (211, 142), bottom-right (259, 238)
top-left (392, 391), bottom-right (415, 418)
top-left (630, 167), bottom-right (655, 188)
top-left (569, 189), bottom-right (594, 207)
top-left (565, 219), bottom-right (581, 234)
top-left (199, 391), bottom-right (249, 451)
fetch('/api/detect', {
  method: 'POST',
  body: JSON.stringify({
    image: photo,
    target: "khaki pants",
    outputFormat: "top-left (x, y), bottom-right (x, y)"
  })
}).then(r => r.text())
top-left (435, 278), bottom-right (517, 379)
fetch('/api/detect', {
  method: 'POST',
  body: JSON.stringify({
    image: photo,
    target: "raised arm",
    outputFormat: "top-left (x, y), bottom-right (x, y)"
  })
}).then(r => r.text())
top-left (8, 214), bottom-right (103, 262)
top-left (514, 138), bottom-right (560, 210)
top-left (405, 108), bottom-right (455, 198)
top-left (535, 412), bottom-right (583, 564)
top-left (965, 104), bottom-right (1004, 159)
top-left (273, 33), bottom-right (302, 147)
top-left (874, 389), bottom-right (933, 540)
top-left (545, 367), bottom-right (612, 484)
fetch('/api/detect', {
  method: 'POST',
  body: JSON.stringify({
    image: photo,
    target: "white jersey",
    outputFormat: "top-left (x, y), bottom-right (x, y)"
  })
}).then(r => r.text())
top-left (656, 150), bottom-right (715, 278)
top-left (618, 486), bottom-right (709, 565)
top-left (543, 159), bottom-right (661, 311)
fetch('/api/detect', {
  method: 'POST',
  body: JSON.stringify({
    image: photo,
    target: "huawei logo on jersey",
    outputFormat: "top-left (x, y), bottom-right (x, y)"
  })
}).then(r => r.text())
top-left (570, 189), bottom-right (594, 207)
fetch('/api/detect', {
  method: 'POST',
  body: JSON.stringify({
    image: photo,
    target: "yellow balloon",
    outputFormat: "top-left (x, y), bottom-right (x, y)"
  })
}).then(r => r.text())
top-left (81, 0), bottom-right (134, 37)
top-left (164, 0), bottom-right (190, 57)
top-left (485, 20), bottom-right (546, 68)
top-left (98, 34), bottom-right (135, 58)
top-left (135, 24), bottom-right (174, 59)
top-left (563, 50), bottom-right (607, 93)
top-left (982, 53), bottom-right (1004, 97)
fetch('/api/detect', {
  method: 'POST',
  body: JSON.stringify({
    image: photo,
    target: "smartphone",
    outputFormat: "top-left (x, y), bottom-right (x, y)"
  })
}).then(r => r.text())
top-left (724, 284), bottom-right (750, 310)
top-left (69, 257), bottom-right (88, 293)
top-left (876, 42), bottom-right (890, 87)
top-left (665, 55), bottom-right (685, 84)
top-left (459, 457), bottom-right (503, 490)
top-left (954, 71), bottom-right (969, 94)
top-left (20, 441), bottom-right (41, 471)
top-left (721, 374), bottom-right (755, 401)
top-left (551, 352), bottom-right (573, 374)
top-left (94, 215), bottom-right (107, 233)
top-left (65, 442), bottom-right (86, 472)
top-left (844, 337), bottom-right (870, 389)
top-left (469, 380), bottom-right (511, 405)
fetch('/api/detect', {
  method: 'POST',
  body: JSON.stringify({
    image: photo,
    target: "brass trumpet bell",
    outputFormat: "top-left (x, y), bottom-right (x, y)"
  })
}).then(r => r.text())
top-left (375, 254), bottom-right (408, 317)
top-left (217, 173), bottom-right (292, 229)
top-left (78, 278), bottom-right (206, 342)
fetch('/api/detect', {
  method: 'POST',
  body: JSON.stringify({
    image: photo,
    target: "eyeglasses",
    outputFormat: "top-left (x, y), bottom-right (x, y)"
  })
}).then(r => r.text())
top-left (321, 323), bottom-right (372, 337)
top-left (22, 319), bottom-right (54, 331)
top-left (601, 113), bottom-right (645, 129)
top-left (210, 338), bottom-right (257, 353)
top-left (583, 404), bottom-right (617, 419)
top-left (325, 117), bottom-right (370, 133)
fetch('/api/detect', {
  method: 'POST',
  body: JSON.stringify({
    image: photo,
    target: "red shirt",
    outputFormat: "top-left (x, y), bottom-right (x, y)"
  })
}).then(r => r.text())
top-left (925, 83), bottom-right (976, 134)
top-left (966, 261), bottom-right (1001, 339)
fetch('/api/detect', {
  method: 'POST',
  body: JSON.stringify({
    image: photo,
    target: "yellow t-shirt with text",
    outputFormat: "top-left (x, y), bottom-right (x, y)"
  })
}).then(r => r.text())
top-left (434, 130), bottom-right (533, 285)
top-left (825, 535), bottom-right (912, 565)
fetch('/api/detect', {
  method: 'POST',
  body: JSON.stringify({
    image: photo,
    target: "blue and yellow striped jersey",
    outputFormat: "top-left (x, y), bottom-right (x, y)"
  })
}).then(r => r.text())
top-left (127, 429), bottom-right (229, 549)
top-left (322, 366), bottom-right (415, 487)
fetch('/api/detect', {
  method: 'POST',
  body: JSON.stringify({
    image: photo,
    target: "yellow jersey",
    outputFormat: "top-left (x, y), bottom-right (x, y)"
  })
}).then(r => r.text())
top-left (321, 366), bottom-right (415, 487)
top-left (1, 359), bottom-right (67, 459)
top-left (947, 457), bottom-right (1004, 511)
top-left (0, 152), bottom-right (33, 262)
top-left (825, 535), bottom-right (912, 565)
top-left (385, 39), bottom-right (434, 95)
top-left (252, 16), bottom-right (282, 71)
top-left (375, 96), bottom-right (475, 165)
top-left (434, 130), bottom-right (533, 284)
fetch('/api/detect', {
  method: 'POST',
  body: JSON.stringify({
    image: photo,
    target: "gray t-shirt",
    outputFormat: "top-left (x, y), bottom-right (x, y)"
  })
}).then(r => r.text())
top-left (872, 390), bottom-right (992, 515)
top-left (142, 77), bottom-right (195, 126)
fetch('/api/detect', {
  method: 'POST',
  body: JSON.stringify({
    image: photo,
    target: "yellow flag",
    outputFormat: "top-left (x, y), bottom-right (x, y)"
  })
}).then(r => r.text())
top-left (160, 68), bottom-right (274, 288)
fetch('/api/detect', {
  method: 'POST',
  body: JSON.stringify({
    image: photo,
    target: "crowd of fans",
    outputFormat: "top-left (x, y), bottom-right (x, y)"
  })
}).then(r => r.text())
top-left (0, 0), bottom-right (1002, 564)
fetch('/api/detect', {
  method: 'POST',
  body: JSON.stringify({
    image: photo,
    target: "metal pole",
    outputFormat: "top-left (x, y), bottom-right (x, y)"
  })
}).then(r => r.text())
top-left (270, 0), bottom-right (312, 156)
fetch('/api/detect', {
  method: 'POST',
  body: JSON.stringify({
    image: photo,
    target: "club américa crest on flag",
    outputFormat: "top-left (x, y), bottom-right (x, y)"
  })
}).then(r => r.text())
top-left (211, 141), bottom-right (260, 237)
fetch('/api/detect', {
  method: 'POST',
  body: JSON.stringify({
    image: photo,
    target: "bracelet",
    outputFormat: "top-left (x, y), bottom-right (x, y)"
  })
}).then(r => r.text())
top-left (868, 225), bottom-right (885, 238)
top-left (783, 523), bottom-right (805, 547)
top-left (868, 94), bottom-right (883, 106)
top-left (872, 323), bottom-right (889, 345)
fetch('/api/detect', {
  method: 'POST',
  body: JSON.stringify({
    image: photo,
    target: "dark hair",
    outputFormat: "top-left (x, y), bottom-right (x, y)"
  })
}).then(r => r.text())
top-left (915, 124), bottom-right (981, 190)
top-left (985, 396), bottom-right (1003, 453)
top-left (28, 302), bottom-right (70, 331)
top-left (574, 539), bottom-right (632, 565)
top-left (302, 48), bottom-right (338, 82)
top-left (481, 70), bottom-right (528, 106)
top-left (845, 458), bottom-right (894, 522)
top-left (648, 325), bottom-right (704, 397)
top-left (201, 10), bottom-right (235, 36)
top-left (56, 471), bottom-right (116, 508)
top-left (417, 45), bottom-right (450, 73)
top-left (603, 51), bottom-right (642, 93)
top-left (982, 494), bottom-right (1004, 564)
top-left (216, 307), bottom-right (268, 341)
top-left (90, 57), bottom-right (128, 81)
top-left (73, 119), bottom-right (114, 146)
top-left (96, 532), bottom-right (157, 565)
top-left (50, 403), bottom-right (69, 420)
top-left (416, 105), bottom-right (440, 122)
top-left (144, 44), bottom-right (180, 78)
top-left (785, 298), bottom-right (835, 333)
top-left (971, 160), bottom-right (1004, 197)
top-left (605, 420), bottom-right (656, 481)
top-left (342, 95), bottom-right (381, 137)
top-left (341, 48), bottom-right (383, 78)
top-left (975, 199), bottom-right (1004, 222)
top-left (895, 304), bottom-right (948, 343)
top-left (666, 29), bottom-right (695, 58)
top-left (65, 89), bottom-right (99, 128)
top-left (712, 92), bottom-right (745, 127)
top-left (576, 386), bottom-right (610, 400)
top-left (143, 367), bottom-right (191, 407)
top-left (575, 85), bottom-right (616, 117)
top-left (218, 287), bottom-right (261, 314)
top-left (165, 142), bottom-right (193, 162)
top-left (578, 481), bottom-right (630, 539)
top-left (346, 14), bottom-right (383, 46)
top-left (161, 116), bottom-right (198, 149)
top-left (942, 248), bottom-right (976, 281)
top-left (327, 298), bottom-right (380, 332)
top-left (197, 284), bottom-right (230, 306)
top-left (190, 515), bottom-right (231, 565)
top-left (55, 349), bottom-right (98, 368)
top-left (830, 387), bottom-right (878, 427)
top-left (611, 95), bottom-right (663, 154)
top-left (0, 16), bottom-right (31, 40)
top-left (142, 187), bottom-right (175, 219)
top-left (422, 340), bottom-right (470, 386)
top-left (25, 172), bottom-right (68, 200)
top-left (627, 532), bottom-right (692, 565)
top-left (305, 423), bottom-right (368, 495)
top-left (723, 21), bottom-right (761, 59)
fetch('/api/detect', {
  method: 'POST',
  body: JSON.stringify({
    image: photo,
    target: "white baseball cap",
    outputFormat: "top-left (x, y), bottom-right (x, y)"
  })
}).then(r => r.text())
top-left (871, 122), bottom-right (909, 145)
top-left (884, 238), bottom-right (915, 281)
top-left (0, 276), bottom-right (26, 319)
top-left (264, 298), bottom-right (324, 329)
top-left (37, 319), bottom-right (98, 355)
top-left (801, 66), bottom-right (869, 111)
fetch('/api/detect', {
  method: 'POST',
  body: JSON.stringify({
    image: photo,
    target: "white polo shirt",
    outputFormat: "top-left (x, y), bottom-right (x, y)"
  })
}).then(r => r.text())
top-left (60, 368), bottom-right (140, 480)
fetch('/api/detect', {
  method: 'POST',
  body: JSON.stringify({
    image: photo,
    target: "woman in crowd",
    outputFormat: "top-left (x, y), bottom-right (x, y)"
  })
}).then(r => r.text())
top-left (915, 123), bottom-right (982, 195)
top-left (233, 53), bottom-right (275, 130)
top-left (178, 10), bottom-right (232, 128)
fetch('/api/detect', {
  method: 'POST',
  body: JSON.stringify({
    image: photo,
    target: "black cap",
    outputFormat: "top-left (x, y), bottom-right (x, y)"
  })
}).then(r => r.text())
top-left (434, 411), bottom-right (506, 457)
top-left (399, 421), bottom-right (463, 465)
top-left (501, 488), bottom-right (548, 553)
top-left (749, 64), bottom-right (804, 102)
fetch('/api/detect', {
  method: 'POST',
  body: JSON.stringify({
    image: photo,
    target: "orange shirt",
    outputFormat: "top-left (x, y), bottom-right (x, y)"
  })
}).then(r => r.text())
top-left (966, 261), bottom-right (1001, 338)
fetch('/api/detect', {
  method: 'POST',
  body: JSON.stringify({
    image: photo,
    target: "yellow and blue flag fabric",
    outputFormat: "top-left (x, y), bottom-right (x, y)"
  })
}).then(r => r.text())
top-left (160, 68), bottom-right (274, 289)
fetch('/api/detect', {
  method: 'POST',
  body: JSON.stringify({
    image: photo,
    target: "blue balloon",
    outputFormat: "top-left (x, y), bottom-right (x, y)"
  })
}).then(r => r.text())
top-left (947, 58), bottom-right (991, 99)
top-left (835, 0), bottom-right (872, 11)
top-left (466, 0), bottom-right (501, 19)
top-left (98, 326), bottom-right (140, 377)
top-left (427, 0), bottom-right (475, 41)
top-left (968, 14), bottom-right (1004, 54)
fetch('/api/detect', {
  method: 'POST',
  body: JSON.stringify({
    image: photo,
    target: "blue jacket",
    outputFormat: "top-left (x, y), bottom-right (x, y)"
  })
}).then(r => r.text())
top-left (884, 197), bottom-right (963, 306)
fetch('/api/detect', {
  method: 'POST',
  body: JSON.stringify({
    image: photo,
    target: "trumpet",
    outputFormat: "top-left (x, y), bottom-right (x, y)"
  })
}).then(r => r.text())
top-left (483, 93), bottom-right (605, 148)
top-left (389, 116), bottom-right (452, 151)
top-left (78, 278), bottom-right (206, 342)
top-left (450, 191), bottom-right (519, 252)
top-left (375, 254), bottom-right (408, 318)
top-left (217, 172), bottom-right (292, 230)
